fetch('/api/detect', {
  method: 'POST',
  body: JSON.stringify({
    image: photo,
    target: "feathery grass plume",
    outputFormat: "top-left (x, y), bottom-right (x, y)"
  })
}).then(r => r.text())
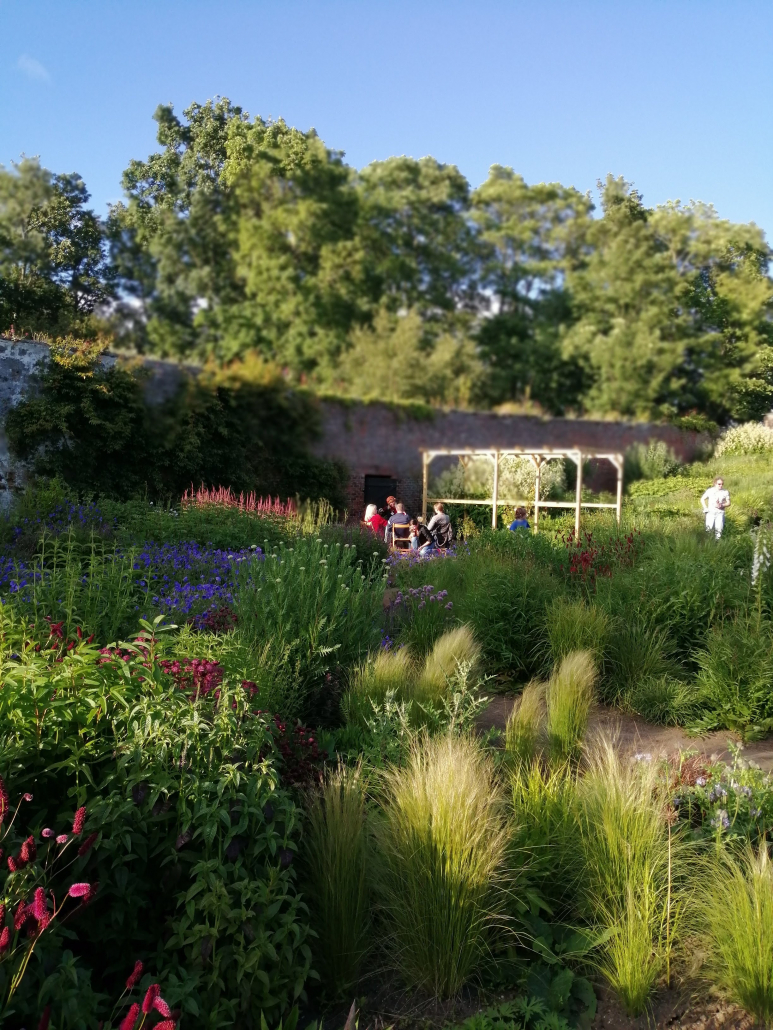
top-left (373, 733), bottom-right (510, 997)
top-left (692, 843), bottom-right (773, 1023)
top-left (302, 763), bottom-right (370, 998)
top-left (577, 737), bottom-right (679, 1016)
top-left (344, 647), bottom-right (416, 724)
top-left (415, 624), bottom-right (481, 704)
top-left (544, 597), bottom-right (609, 671)
top-left (505, 680), bottom-right (546, 767)
top-left (545, 650), bottom-right (597, 764)
top-left (509, 759), bottom-right (580, 917)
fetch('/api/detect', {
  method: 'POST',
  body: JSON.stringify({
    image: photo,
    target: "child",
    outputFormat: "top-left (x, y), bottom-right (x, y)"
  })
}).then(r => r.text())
top-left (508, 506), bottom-right (530, 531)
top-left (701, 477), bottom-right (730, 539)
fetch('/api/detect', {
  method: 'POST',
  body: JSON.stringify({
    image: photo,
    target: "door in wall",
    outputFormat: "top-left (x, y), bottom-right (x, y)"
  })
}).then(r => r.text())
top-left (364, 475), bottom-right (398, 512)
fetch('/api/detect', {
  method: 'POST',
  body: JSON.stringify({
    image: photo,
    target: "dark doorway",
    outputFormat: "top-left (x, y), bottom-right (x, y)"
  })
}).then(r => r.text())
top-left (364, 475), bottom-right (398, 512)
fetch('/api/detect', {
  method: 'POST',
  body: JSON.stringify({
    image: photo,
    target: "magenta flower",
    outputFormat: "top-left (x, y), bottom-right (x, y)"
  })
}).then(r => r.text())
top-left (0, 926), bottom-right (9, 952)
top-left (126, 959), bottom-right (144, 990)
top-left (142, 984), bottom-right (160, 1014)
top-left (23, 793), bottom-right (32, 802)
top-left (56, 834), bottom-right (68, 844)
top-left (41, 828), bottom-right (54, 838)
top-left (78, 831), bottom-right (98, 856)
top-left (68, 882), bottom-right (92, 898)
top-left (153, 996), bottom-right (172, 1017)
top-left (72, 806), bottom-right (86, 834)
top-left (119, 1002), bottom-right (140, 1030)
top-left (32, 888), bottom-right (49, 926)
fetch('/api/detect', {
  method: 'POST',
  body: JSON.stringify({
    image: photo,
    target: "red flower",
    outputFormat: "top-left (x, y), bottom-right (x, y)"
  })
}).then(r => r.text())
top-left (56, 834), bottom-right (68, 844)
top-left (32, 888), bottom-right (49, 927)
top-left (78, 832), bottom-right (98, 856)
top-left (126, 959), bottom-right (143, 990)
top-left (20, 835), bottom-right (36, 863)
top-left (49, 622), bottom-right (64, 639)
top-left (7, 856), bottom-right (16, 873)
top-left (141, 984), bottom-right (160, 1014)
top-left (119, 1003), bottom-right (140, 1030)
top-left (154, 1022), bottom-right (178, 1030)
top-left (13, 900), bottom-right (29, 930)
top-left (0, 926), bottom-right (10, 953)
top-left (23, 792), bottom-right (32, 802)
top-left (0, 904), bottom-right (5, 925)
top-left (72, 806), bottom-right (86, 834)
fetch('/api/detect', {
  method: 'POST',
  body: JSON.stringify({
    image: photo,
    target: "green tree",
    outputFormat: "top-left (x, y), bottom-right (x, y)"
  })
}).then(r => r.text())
top-left (471, 166), bottom-right (593, 412)
top-left (0, 159), bottom-right (109, 336)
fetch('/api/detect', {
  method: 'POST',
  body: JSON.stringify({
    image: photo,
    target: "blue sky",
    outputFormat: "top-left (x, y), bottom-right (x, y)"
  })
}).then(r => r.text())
top-left (1, 0), bottom-right (771, 237)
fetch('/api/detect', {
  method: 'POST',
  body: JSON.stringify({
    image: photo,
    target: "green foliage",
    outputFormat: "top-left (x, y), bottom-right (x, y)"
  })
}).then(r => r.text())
top-left (373, 734), bottom-right (510, 997)
top-left (301, 764), bottom-right (370, 999)
top-left (694, 618), bottom-right (773, 737)
top-left (545, 652), bottom-right (597, 765)
top-left (691, 845), bottom-right (773, 1024)
top-left (543, 599), bottom-right (609, 674)
top-left (715, 421), bottom-right (773, 456)
top-left (624, 440), bottom-right (682, 483)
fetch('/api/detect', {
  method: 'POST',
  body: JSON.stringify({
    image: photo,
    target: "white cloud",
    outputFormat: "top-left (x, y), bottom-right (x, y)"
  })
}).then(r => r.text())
top-left (16, 54), bottom-right (51, 82)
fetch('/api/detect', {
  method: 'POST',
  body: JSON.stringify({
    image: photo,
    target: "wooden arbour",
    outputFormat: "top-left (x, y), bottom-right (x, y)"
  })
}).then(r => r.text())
top-left (420, 447), bottom-right (624, 534)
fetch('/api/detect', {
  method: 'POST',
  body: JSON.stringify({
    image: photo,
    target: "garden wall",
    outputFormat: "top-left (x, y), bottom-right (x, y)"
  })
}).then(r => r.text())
top-left (0, 338), bottom-right (705, 510)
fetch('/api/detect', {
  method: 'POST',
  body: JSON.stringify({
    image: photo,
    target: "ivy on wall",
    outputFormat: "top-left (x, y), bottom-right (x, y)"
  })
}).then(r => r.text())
top-left (4, 341), bottom-right (347, 505)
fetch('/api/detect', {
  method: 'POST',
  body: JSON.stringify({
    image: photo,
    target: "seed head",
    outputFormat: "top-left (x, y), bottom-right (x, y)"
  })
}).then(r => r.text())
top-left (119, 1003), bottom-right (140, 1030)
top-left (142, 984), bottom-right (161, 1014)
top-left (72, 807), bottom-right (87, 834)
top-left (126, 959), bottom-right (143, 990)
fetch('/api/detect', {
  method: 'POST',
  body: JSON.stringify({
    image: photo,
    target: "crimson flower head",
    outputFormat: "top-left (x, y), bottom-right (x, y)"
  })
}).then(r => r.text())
top-left (32, 888), bottom-right (49, 926)
top-left (56, 834), bottom-right (68, 844)
top-left (7, 856), bottom-right (16, 873)
top-left (49, 621), bottom-right (64, 639)
top-left (23, 793), bottom-right (32, 802)
top-left (13, 900), bottom-right (29, 930)
top-left (20, 836), bottom-right (36, 863)
top-left (119, 1002), bottom-right (140, 1030)
top-left (41, 828), bottom-right (54, 838)
top-left (0, 926), bottom-right (9, 953)
top-left (126, 959), bottom-right (143, 990)
top-left (153, 995), bottom-right (172, 1017)
top-left (68, 882), bottom-right (92, 898)
top-left (154, 1022), bottom-right (178, 1030)
top-left (72, 806), bottom-right (86, 834)
top-left (78, 832), bottom-right (98, 856)
top-left (141, 984), bottom-right (160, 1014)
top-left (0, 904), bottom-right (5, 925)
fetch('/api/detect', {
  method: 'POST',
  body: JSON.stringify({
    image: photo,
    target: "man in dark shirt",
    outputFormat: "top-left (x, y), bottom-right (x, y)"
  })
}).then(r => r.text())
top-left (385, 503), bottom-right (411, 547)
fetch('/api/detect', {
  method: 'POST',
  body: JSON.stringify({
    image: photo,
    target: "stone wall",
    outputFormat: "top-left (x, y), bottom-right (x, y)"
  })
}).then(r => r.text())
top-left (0, 338), bottom-right (706, 512)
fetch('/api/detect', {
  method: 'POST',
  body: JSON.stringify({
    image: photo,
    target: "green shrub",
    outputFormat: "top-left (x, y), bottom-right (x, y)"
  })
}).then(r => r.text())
top-left (607, 619), bottom-right (676, 702)
top-left (302, 764), bottom-right (370, 999)
top-left (695, 618), bottom-right (773, 735)
top-left (544, 597), bottom-right (609, 673)
top-left (625, 440), bottom-right (682, 482)
top-left (577, 739), bottom-right (678, 1016)
top-left (373, 734), bottom-right (510, 997)
top-left (545, 651), bottom-right (597, 764)
top-left (505, 681), bottom-right (545, 767)
top-left (715, 421), bottom-right (773, 457)
top-left (623, 674), bottom-right (700, 726)
top-left (692, 844), bottom-right (773, 1023)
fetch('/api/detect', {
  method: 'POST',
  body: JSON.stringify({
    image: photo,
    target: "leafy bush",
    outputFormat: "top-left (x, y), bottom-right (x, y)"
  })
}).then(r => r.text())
top-left (624, 440), bottom-right (682, 482)
top-left (373, 734), bottom-right (510, 997)
top-left (695, 619), bottom-right (773, 736)
top-left (715, 421), bottom-right (773, 457)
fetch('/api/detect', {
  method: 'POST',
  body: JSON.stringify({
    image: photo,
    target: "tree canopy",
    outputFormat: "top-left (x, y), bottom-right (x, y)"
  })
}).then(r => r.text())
top-left (2, 98), bottom-right (771, 424)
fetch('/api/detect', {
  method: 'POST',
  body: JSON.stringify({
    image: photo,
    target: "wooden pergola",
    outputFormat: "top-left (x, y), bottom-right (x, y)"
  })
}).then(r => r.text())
top-left (420, 447), bottom-right (624, 534)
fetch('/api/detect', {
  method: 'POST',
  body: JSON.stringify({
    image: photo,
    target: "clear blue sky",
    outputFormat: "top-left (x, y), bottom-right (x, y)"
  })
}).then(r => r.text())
top-left (1, 0), bottom-right (771, 237)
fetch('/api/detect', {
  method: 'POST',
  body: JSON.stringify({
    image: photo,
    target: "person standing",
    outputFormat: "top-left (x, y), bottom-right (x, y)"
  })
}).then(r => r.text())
top-left (701, 477), bottom-right (730, 539)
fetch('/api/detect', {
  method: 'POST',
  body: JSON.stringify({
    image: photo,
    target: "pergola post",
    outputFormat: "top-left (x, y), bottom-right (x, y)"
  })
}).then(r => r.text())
top-left (421, 451), bottom-right (429, 522)
top-left (491, 450), bottom-right (500, 529)
top-left (533, 456), bottom-right (542, 533)
top-left (613, 453), bottom-right (623, 526)
top-left (574, 450), bottom-right (583, 536)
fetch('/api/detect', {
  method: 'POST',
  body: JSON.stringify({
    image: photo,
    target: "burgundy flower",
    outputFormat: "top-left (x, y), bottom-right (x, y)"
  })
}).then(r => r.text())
top-left (0, 904), bottom-right (5, 926)
top-left (41, 828), bottom-right (54, 838)
top-left (23, 793), bottom-right (32, 802)
top-left (0, 926), bottom-right (9, 952)
top-left (153, 996), bottom-right (172, 1017)
top-left (7, 856), bottom-right (16, 873)
top-left (141, 984), bottom-right (160, 1014)
top-left (154, 1022), bottom-right (178, 1030)
top-left (126, 959), bottom-right (143, 990)
top-left (13, 900), bottom-right (29, 930)
top-left (72, 806), bottom-right (86, 834)
top-left (38, 1005), bottom-right (51, 1030)
top-left (32, 888), bottom-right (49, 926)
top-left (119, 1003), bottom-right (140, 1030)
top-left (78, 832), bottom-right (99, 856)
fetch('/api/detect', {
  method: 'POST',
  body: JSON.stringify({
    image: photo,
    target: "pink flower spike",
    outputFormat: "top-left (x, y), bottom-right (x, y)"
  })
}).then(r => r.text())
top-left (141, 984), bottom-right (160, 1014)
top-left (23, 793), bottom-right (33, 802)
top-left (68, 882), bottom-right (92, 898)
top-left (0, 926), bottom-right (10, 952)
top-left (56, 834), bottom-right (68, 844)
top-left (41, 828), bottom-right (54, 838)
top-left (154, 1022), bottom-right (178, 1030)
top-left (77, 831), bottom-right (98, 856)
top-left (153, 996), bottom-right (172, 1017)
top-left (72, 806), bottom-right (86, 834)
top-left (119, 1002), bottom-right (140, 1030)
top-left (33, 888), bottom-right (47, 922)
top-left (125, 959), bottom-right (143, 990)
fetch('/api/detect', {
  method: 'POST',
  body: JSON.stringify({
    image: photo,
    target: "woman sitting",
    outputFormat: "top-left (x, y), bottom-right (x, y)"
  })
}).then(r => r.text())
top-left (409, 517), bottom-right (435, 554)
top-left (364, 503), bottom-right (388, 536)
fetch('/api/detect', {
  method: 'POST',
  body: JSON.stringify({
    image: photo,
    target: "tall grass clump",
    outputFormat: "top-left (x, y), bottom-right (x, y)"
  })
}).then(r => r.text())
top-left (302, 764), bottom-right (370, 999)
top-left (344, 647), bottom-right (416, 724)
top-left (693, 844), bottom-right (773, 1024)
top-left (545, 651), bottom-right (597, 764)
top-left (544, 597), bottom-right (609, 672)
top-left (505, 681), bottom-right (545, 767)
top-left (374, 734), bottom-right (510, 997)
top-left (695, 618), bottom-right (773, 735)
top-left (416, 624), bottom-right (482, 703)
top-left (577, 739), bottom-right (677, 1016)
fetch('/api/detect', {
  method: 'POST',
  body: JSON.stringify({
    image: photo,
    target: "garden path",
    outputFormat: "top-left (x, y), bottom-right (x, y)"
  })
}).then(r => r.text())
top-left (479, 697), bottom-right (773, 772)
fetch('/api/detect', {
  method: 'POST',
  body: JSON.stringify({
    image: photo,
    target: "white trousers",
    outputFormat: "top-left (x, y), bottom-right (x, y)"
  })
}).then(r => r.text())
top-left (705, 509), bottom-right (724, 538)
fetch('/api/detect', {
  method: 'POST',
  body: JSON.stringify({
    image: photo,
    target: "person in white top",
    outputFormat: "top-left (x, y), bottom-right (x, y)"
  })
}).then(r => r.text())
top-left (701, 477), bottom-right (730, 539)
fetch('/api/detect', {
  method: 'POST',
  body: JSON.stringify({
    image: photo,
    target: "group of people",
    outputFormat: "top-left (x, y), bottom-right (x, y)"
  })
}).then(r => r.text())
top-left (364, 495), bottom-right (454, 555)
